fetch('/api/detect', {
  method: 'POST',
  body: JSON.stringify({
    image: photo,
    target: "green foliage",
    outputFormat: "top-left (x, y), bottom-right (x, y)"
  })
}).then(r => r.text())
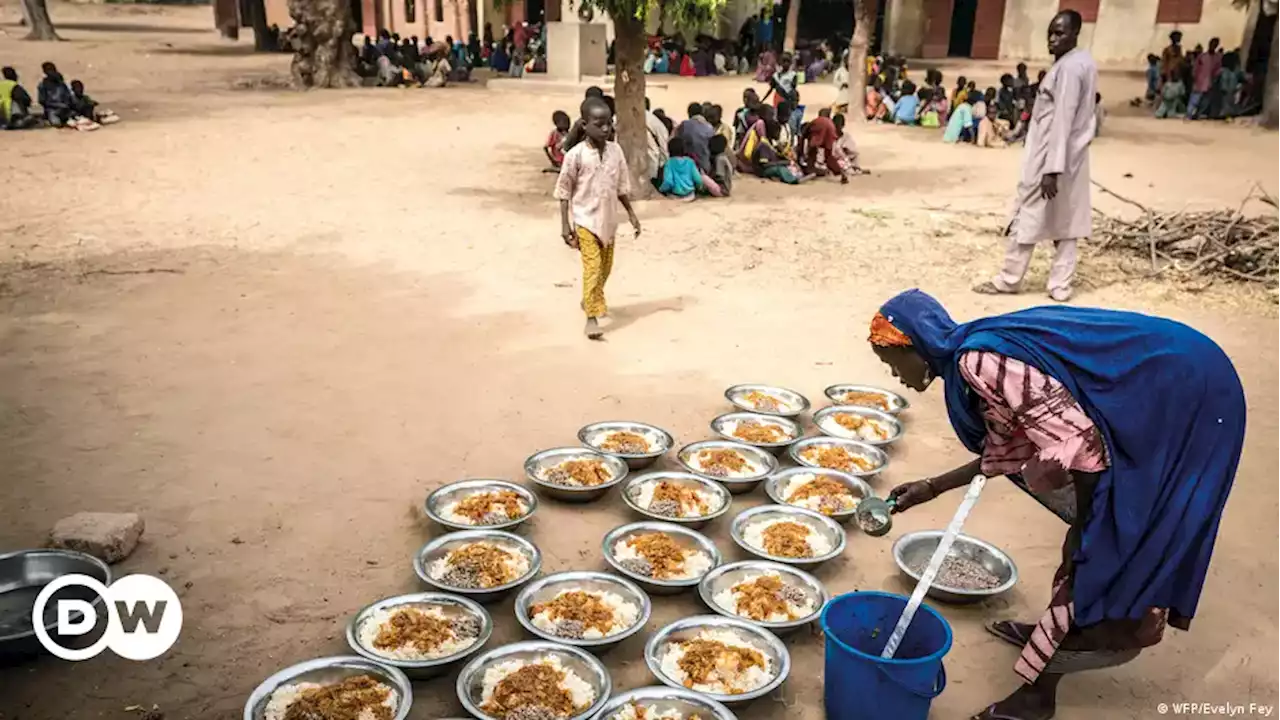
top-left (558, 0), bottom-right (726, 28)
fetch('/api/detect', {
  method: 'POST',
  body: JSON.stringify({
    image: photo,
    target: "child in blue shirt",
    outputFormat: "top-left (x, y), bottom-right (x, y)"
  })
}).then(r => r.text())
top-left (892, 81), bottom-right (920, 125)
top-left (658, 136), bottom-right (703, 200)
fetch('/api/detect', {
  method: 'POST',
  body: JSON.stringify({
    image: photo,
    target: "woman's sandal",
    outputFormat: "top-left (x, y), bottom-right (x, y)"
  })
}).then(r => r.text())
top-left (972, 281), bottom-right (1016, 296)
top-left (972, 705), bottom-right (1035, 720)
top-left (985, 620), bottom-right (1035, 648)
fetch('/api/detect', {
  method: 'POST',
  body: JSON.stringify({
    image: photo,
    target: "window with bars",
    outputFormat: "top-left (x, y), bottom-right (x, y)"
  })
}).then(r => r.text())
top-left (1058, 0), bottom-right (1100, 22)
top-left (1155, 0), bottom-right (1203, 24)
top-left (434, 0), bottom-right (443, 23)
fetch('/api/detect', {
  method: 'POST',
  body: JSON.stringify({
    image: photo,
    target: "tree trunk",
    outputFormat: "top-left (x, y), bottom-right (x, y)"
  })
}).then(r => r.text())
top-left (613, 11), bottom-right (651, 196)
top-left (20, 0), bottom-right (60, 41)
top-left (289, 0), bottom-right (359, 88)
top-left (1262, 29), bottom-right (1278, 130)
top-left (783, 0), bottom-right (800, 52)
top-left (846, 0), bottom-right (874, 120)
top-left (248, 0), bottom-right (273, 51)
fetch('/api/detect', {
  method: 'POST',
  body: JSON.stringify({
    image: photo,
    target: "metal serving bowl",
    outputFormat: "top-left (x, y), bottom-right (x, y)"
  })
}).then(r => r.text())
top-left (0, 549), bottom-right (112, 660)
top-left (602, 521), bottom-right (722, 595)
top-left (346, 592), bottom-right (492, 679)
top-left (893, 530), bottom-right (1019, 604)
top-left (424, 479), bottom-right (538, 533)
top-left (730, 505), bottom-right (847, 569)
top-left (413, 530), bottom-right (542, 604)
top-left (514, 571), bottom-right (651, 652)
top-left (697, 560), bottom-right (828, 635)
top-left (621, 471), bottom-right (732, 530)
top-left (456, 641), bottom-right (611, 720)
top-left (812, 405), bottom-right (904, 447)
top-left (244, 656), bottom-right (412, 720)
top-left (764, 467), bottom-right (873, 524)
top-left (676, 440), bottom-right (778, 495)
top-left (578, 421), bottom-right (674, 470)
top-left (709, 412), bottom-right (802, 455)
top-left (822, 384), bottom-right (910, 415)
top-left (724, 384), bottom-right (810, 418)
top-left (787, 436), bottom-right (889, 478)
top-left (643, 615), bottom-right (790, 705)
top-left (594, 686), bottom-right (739, 720)
top-left (524, 447), bottom-right (630, 503)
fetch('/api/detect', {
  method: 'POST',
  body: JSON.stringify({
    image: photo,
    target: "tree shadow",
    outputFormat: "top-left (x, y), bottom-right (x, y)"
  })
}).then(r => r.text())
top-left (49, 21), bottom-right (209, 34)
top-left (603, 295), bottom-right (691, 334)
top-left (152, 44), bottom-right (273, 57)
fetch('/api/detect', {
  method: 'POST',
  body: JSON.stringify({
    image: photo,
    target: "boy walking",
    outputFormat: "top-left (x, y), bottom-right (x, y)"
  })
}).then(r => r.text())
top-left (554, 97), bottom-right (641, 340)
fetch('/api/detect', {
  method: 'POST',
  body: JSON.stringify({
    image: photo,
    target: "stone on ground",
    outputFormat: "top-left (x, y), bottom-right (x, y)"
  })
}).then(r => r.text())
top-left (49, 512), bottom-right (145, 563)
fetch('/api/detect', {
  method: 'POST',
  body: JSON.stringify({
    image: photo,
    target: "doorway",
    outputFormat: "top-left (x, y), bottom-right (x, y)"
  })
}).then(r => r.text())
top-left (526, 0), bottom-right (545, 23)
top-left (948, 0), bottom-right (976, 56)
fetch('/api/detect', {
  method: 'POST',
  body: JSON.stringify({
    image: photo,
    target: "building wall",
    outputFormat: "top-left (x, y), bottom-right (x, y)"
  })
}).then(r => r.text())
top-left (884, 0), bottom-right (927, 55)
top-left (1000, 0), bottom-right (1252, 64)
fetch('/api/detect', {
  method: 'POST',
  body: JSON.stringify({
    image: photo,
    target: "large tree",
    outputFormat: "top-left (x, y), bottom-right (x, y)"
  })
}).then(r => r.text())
top-left (845, 0), bottom-right (874, 118)
top-left (1263, 28), bottom-right (1278, 129)
top-left (288, 0), bottom-right (359, 87)
top-left (20, 0), bottom-right (59, 40)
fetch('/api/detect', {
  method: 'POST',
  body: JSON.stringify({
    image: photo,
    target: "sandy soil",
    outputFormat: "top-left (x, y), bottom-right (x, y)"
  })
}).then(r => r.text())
top-left (0, 5), bottom-right (1277, 720)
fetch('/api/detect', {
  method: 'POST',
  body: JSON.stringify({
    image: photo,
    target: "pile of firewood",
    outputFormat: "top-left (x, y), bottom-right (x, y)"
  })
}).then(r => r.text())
top-left (1090, 182), bottom-right (1279, 286)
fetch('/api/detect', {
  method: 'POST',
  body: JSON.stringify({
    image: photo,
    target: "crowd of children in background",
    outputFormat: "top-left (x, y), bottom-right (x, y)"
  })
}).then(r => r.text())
top-left (1140, 31), bottom-right (1261, 121)
top-left (354, 21), bottom-right (550, 87)
top-left (0, 62), bottom-right (119, 131)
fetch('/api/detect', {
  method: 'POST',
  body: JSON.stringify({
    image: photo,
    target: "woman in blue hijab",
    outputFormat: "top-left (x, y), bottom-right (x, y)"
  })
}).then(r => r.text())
top-left (869, 289), bottom-right (1245, 720)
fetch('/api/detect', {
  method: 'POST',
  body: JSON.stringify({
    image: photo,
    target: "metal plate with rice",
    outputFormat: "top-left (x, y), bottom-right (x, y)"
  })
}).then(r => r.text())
top-left (578, 421), bottom-right (674, 470)
top-left (595, 686), bottom-right (739, 720)
top-left (514, 571), bottom-right (651, 651)
top-left (812, 405), bottom-right (904, 446)
top-left (697, 560), bottom-right (828, 634)
top-left (643, 615), bottom-right (790, 705)
top-left (602, 521), bottom-right (722, 595)
top-left (456, 640), bottom-right (611, 720)
top-left (764, 466), bottom-right (873, 524)
top-left (413, 529), bottom-right (542, 604)
top-left (345, 592), bottom-right (493, 679)
top-left (787, 436), bottom-right (889, 477)
top-left (723, 384), bottom-right (810, 418)
top-left (424, 479), bottom-right (538, 532)
top-left (729, 505), bottom-right (846, 569)
top-left (822, 384), bottom-right (910, 415)
top-left (524, 447), bottom-right (630, 502)
top-left (709, 412), bottom-right (802, 455)
top-left (244, 655), bottom-right (412, 720)
top-left (675, 440), bottom-right (778, 495)
top-left (621, 471), bottom-right (732, 529)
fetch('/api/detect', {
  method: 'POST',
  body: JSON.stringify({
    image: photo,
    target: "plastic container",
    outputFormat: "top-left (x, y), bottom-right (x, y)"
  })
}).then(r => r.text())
top-left (820, 591), bottom-right (952, 720)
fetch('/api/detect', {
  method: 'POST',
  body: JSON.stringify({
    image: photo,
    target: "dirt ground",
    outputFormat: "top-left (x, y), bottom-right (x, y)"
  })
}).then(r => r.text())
top-left (0, 4), bottom-right (1277, 720)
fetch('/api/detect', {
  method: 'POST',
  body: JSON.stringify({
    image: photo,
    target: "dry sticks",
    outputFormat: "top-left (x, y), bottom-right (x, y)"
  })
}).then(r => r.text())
top-left (1089, 182), bottom-right (1279, 286)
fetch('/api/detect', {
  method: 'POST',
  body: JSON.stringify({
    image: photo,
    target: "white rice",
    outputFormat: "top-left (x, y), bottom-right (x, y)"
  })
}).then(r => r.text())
top-left (634, 480), bottom-right (722, 517)
top-left (686, 449), bottom-right (763, 479)
top-left (712, 573), bottom-right (817, 622)
top-left (263, 679), bottom-right (397, 720)
top-left (530, 587), bottom-right (640, 639)
top-left (480, 655), bottom-right (596, 711)
top-left (743, 517), bottom-right (834, 558)
top-left (589, 428), bottom-right (660, 454)
top-left (720, 419), bottom-right (794, 445)
top-left (438, 493), bottom-right (529, 526)
top-left (427, 542), bottom-right (531, 586)
top-left (607, 704), bottom-right (686, 720)
top-left (819, 414), bottom-right (891, 443)
top-left (740, 391), bottom-right (800, 413)
top-left (780, 473), bottom-right (858, 514)
top-left (658, 628), bottom-right (773, 695)
top-left (357, 605), bottom-right (478, 661)
top-left (612, 538), bottom-right (713, 580)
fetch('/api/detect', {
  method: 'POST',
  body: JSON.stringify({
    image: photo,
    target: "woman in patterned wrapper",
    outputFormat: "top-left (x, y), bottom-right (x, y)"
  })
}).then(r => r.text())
top-left (866, 289), bottom-right (1245, 720)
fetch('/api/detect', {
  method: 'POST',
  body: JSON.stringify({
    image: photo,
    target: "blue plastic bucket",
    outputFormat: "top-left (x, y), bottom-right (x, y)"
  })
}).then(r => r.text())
top-left (820, 591), bottom-right (953, 720)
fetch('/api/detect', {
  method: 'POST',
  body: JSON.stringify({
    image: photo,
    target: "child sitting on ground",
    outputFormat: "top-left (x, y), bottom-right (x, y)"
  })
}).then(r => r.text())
top-left (658, 136), bottom-right (704, 200)
top-left (70, 80), bottom-right (120, 125)
top-left (892, 81), bottom-right (920, 125)
top-left (1, 67), bottom-right (40, 130)
top-left (832, 113), bottom-right (868, 175)
top-left (975, 103), bottom-right (1007, 148)
top-left (709, 134), bottom-right (734, 197)
top-left (545, 110), bottom-right (570, 170)
top-left (919, 87), bottom-right (947, 127)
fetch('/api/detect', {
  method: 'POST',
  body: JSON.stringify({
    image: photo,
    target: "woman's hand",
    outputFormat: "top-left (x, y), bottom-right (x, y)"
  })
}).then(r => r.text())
top-left (887, 480), bottom-right (937, 514)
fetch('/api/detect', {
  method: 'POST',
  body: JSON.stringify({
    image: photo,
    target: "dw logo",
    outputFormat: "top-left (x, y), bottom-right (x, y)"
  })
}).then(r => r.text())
top-left (33, 574), bottom-right (183, 661)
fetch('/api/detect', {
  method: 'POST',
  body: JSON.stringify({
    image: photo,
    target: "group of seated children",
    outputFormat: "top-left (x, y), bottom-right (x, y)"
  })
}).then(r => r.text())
top-left (1143, 33), bottom-right (1256, 121)
top-left (733, 88), bottom-right (866, 187)
top-left (356, 30), bottom-right (472, 87)
top-left (1, 63), bottom-right (119, 131)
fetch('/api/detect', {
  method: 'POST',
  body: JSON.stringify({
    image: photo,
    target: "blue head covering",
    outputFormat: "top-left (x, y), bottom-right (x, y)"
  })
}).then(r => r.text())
top-left (880, 289), bottom-right (1245, 628)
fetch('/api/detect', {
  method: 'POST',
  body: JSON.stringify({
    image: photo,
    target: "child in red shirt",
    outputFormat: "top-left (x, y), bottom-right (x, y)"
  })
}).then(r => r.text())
top-left (545, 110), bottom-right (570, 170)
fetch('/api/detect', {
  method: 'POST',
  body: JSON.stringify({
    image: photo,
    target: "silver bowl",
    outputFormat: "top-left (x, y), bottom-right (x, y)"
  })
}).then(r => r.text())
top-left (244, 655), bottom-right (412, 720)
top-left (697, 560), bottom-right (828, 635)
top-left (525, 447), bottom-right (630, 503)
top-left (893, 530), bottom-right (1019, 604)
top-left (676, 440), bottom-right (778, 495)
top-left (730, 505), bottom-right (846, 568)
top-left (709, 412), bottom-right (802, 455)
top-left (812, 405), bottom-right (904, 447)
top-left (764, 467), bottom-right (873, 524)
top-left (345, 592), bottom-right (492, 679)
top-left (594, 686), bottom-right (739, 720)
top-left (514, 571), bottom-right (651, 652)
top-left (602, 521), bottom-right (722, 595)
top-left (578, 421), bottom-right (674, 470)
top-left (787, 436), bottom-right (889, 477)
top-left (413, 530), bottom-right (542, 604)
top-left (456, 641), bottom-right (611, 720)
top-left (823, 384), bottom-right (910, 415)
top-left (620, 471), bottom-right (732, 529)
top-left (424, 479), bottom-right (538, 532)
top-left (643, 615), bottom-right (790, 705)
top-left (724, 383), bottom-right (810, 418)
top-left (0, 549), bottom-right (113, 660)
